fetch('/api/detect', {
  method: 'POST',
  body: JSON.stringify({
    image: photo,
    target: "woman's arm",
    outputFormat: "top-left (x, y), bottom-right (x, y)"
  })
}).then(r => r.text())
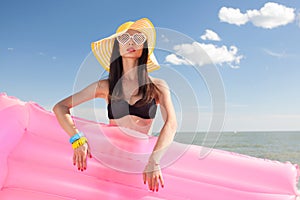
top-left (52, 79), bottom-right (108, 171)
top-left (53, 80), bottom-right (108, 136)
top-left (143, 78), bottom-right (177, 192)
top-left (149, 79), bottom-right (177, 163)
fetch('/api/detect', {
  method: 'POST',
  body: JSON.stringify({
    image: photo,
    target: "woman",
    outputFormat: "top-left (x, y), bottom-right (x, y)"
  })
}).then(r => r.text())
top-left (53, 18), bottom-right (177, 192)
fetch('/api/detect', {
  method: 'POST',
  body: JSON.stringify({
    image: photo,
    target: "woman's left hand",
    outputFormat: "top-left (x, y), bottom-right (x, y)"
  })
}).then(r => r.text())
top-left (143, 163), bottom-right (164, 192)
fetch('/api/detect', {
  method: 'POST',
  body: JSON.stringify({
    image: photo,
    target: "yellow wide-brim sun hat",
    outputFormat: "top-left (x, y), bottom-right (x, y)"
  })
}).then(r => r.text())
top-left (91, 18), bottom-right (160, 72)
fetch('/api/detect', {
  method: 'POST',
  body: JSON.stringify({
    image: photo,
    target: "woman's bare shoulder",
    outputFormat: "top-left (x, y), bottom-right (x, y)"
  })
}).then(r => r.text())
top-left (96, 79), bottom-right (109, 98)
top-left (150, 76), bottom-right (168, 90)
top-left (98, 79), bottom-right (109, 87)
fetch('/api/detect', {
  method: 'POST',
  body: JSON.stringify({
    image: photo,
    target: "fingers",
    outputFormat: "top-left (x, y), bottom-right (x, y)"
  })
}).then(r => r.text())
top-left (159, 175), bottom-right (164, 188)
top-left (149, 176), bottom-right (159, 192)
top-left (73, 153), bottom-right (76, 166)
top-left (82, 151), bottom-right (87, 170)
top-left (143, 172), bottom-right (146, 184)
top-left (77, 154), bottom-right (82, 170)
top-left (152, 176), bottom-right (158, 192)
top-left (148, 176), bottom-right (152, 191)
top-left (74, 144), bottom-right (91, 171)
top-left (144, 172), bottom-right (164, 192)
top-left (155, 177), bottom-right (159, 192)
top-left (87, 147), bottom-right (92, 158)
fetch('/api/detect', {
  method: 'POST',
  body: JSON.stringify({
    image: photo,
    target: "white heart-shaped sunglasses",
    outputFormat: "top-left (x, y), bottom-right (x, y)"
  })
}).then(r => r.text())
top-left (116, 32), bottom-right (147, 45)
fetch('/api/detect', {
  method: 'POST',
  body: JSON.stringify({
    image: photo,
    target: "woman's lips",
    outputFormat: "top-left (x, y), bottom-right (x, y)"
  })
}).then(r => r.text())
top-left (127, 47), bottom-right (136, 52)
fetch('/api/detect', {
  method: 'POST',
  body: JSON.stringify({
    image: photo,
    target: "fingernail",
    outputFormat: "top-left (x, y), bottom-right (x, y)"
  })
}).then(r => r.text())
top-left (84, 167), bottom-right (86, 170)
top-left (78, 168), bottom-right (80, 170)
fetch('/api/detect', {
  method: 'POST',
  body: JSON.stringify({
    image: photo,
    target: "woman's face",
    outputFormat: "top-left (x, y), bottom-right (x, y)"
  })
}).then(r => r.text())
top-left (118, 29), bottom-right (145, 59)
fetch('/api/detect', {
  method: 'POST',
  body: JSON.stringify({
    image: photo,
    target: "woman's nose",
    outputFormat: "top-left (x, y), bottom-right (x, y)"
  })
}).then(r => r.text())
top-left (127, 36), bottom-right (137, 45)
top-left (127, 39), bottom-right (134, 45)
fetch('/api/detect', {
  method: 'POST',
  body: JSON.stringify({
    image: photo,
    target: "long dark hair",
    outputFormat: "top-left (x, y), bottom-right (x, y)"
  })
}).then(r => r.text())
top-left (108, 39), bottom-right (159, 106)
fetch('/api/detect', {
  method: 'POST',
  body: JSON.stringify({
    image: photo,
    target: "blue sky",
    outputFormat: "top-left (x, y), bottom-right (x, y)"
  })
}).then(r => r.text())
top-left (1, 0), bottom-right (300, 131)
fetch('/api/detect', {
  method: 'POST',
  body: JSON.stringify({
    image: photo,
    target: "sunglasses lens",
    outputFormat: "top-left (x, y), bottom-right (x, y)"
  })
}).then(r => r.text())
top-left (133, 33), bottom-right (146, 45)
top-left (117, 33), bottom-right (130, 44)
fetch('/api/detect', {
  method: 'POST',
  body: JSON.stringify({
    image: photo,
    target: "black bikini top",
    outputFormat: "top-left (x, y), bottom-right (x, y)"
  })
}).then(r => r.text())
top-left (107, 98), bottom-right (157, 119)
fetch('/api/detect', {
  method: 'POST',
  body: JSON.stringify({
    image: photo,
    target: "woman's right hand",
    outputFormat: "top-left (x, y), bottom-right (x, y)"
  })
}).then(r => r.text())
top-left (73, 142), bottom-right (92, 171)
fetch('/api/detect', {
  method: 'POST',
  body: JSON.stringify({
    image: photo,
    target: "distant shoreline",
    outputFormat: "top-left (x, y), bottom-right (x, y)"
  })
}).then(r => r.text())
top-left (174, 130), bottom-right (300, 133)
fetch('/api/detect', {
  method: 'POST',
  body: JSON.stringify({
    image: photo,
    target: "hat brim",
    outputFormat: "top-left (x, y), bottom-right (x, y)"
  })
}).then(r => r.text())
top-left (91, 18), bottom-right (160, 72)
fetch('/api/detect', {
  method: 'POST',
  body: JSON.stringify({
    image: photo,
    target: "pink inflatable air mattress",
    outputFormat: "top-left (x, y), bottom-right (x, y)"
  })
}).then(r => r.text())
top-left (0, 93), bottom-right (299, 200)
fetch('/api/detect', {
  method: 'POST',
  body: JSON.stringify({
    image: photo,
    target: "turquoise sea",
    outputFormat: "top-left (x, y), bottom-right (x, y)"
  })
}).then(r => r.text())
top-left (174, 131), bottom-right (300, 190)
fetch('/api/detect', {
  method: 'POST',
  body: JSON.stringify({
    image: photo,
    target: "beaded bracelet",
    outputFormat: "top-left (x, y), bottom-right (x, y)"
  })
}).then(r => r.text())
top-left (72, 137), bottom-right (88, 149)
top-left (69, 132), bottom-right (84, 144)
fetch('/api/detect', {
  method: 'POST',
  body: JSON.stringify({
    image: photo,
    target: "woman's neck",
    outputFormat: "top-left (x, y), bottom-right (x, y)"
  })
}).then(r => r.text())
top-left (122, 58), bottom-right (139, 80)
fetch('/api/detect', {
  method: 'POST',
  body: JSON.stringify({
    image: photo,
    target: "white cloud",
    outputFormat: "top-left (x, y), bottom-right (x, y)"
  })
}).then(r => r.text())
top-left (165, 54), bottom-right (190, 65)
top-left (165, 42), bottom-right (243, 68)
top-left (8, 48), bottom-right (14, 51)
top-left (219, 2), bottom-right (296, 29)
top-left (161, 34), bottom-right (169, 42)
top-left (228, 64), bottom-right (240, 69)
top-left (37, 52), bottom-right (57, 60)
top-left (247, 2), bottom-right (295, 29)
top-left (297, 12), bottom-right (300, 27)
top-left (263, 49), bottom-right (289, 58)
top-left (219, 7), bottom-right (249, 26)
top-left (200, 29), bottom-right (221, 41)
